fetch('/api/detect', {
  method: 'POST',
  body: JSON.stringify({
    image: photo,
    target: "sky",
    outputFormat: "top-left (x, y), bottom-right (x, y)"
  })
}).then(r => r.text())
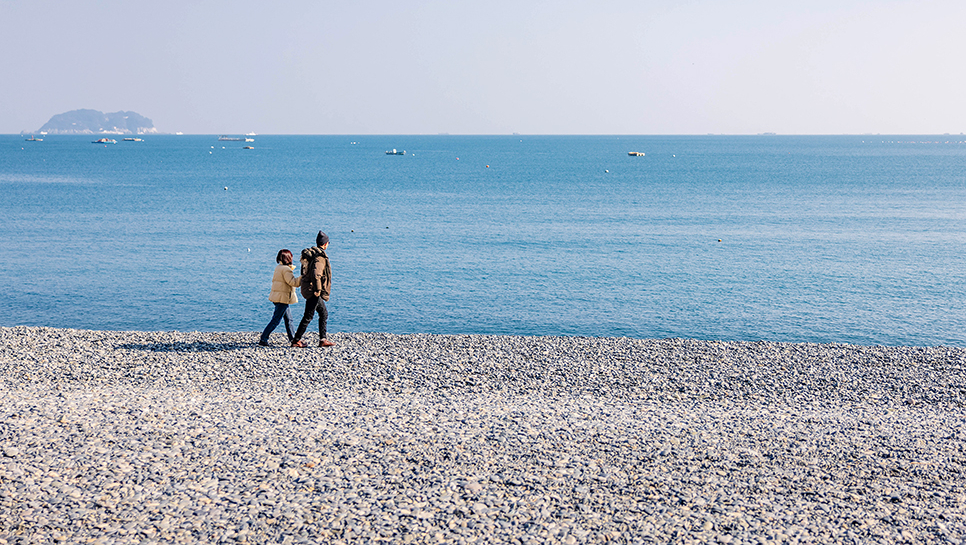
top-left (2, 0), bottom-right (965, 135)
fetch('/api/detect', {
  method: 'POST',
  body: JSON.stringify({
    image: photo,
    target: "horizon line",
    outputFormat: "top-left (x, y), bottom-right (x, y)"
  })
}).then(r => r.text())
top-left (10, 132), bottom-right (966, 137)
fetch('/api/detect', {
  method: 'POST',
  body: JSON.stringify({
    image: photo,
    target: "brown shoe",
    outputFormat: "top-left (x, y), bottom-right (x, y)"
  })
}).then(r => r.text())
top-left (319, 339), bottom-right (336, 347)
top-left (291, 340), bottom-right (306, 348)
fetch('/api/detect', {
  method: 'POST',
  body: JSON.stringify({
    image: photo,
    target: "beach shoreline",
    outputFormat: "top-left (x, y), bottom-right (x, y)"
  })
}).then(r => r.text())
top-left (1, 326), bottom-right (964, 543)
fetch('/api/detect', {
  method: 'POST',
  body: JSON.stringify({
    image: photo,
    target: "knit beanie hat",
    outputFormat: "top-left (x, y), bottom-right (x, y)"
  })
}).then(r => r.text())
top-left (316, 231), bottom-right (329, 247)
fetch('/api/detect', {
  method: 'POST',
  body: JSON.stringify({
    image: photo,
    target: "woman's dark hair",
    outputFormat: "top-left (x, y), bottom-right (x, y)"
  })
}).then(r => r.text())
top-left (276, 249), bottom-right (293, 265)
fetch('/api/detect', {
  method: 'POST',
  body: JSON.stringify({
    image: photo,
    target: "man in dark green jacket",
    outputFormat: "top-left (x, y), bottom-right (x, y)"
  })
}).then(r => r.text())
top-left (291, 230), bottom-right (335, 347)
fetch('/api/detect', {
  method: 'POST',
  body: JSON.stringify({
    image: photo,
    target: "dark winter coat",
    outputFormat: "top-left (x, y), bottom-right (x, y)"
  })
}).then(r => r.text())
top-left (299, 246), bottom-right (331, 301)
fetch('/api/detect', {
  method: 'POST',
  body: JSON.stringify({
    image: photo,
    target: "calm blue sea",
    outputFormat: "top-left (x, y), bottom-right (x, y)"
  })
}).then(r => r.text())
top-left (1, 134), bottom-right (964, 346)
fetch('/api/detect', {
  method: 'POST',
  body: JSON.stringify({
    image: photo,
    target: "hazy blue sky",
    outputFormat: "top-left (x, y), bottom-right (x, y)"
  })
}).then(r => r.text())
top-left (2, 0), bottom-right (964, 134)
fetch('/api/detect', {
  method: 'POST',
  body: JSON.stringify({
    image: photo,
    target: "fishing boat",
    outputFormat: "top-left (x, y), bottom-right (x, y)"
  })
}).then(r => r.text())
top-left (628, 151), bottom-right (645, 156)
top-left (25, 136), bottom-right (43, 141)
top-left (92, 138), bottom-right (117, 144)
top-left (385, 149), bottom-right (406, 155)
top-left (218, 136), bottom-right (242, 141)
top-left (122, 138), bottom-right (144, 142)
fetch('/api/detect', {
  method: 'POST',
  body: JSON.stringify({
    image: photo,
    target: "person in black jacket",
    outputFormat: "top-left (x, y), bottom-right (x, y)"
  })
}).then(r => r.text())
top-left (291, 230), bottom-right (335, 347)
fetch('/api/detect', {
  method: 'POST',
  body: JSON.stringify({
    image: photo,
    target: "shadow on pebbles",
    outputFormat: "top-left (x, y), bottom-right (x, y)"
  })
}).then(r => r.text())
top-left (1, 326), bottom-right (965, 544)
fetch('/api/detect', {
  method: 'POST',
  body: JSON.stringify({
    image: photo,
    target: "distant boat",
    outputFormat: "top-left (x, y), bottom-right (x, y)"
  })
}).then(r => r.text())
top-left (243, 146), bottom-right (255, 150)
top-left (628, 151), bottom-right (645, 156)
top-left (122, 138), bottom-right (144, 142)
top-left (385, 149), bottom-right (406, 155)
top-left (218, 136), bottom-right (242, 141)
top-left (92, 138), bottom-right (117, 144)
top-left (25, 136), bottom-right (43, 141)
top-left (246, 132), bottom-right (257, 136)
top-left (244, 138), bottom-right (254, 142)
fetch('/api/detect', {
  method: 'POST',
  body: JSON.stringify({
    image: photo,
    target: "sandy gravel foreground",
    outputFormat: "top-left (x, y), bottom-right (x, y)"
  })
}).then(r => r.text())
top-left (0, 326), bottom-right (965, 544)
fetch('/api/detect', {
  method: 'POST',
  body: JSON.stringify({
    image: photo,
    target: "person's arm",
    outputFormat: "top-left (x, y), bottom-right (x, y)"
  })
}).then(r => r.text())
top-left (315, 256), bottom-right (326, 286)
top-left (283, 267), bottom-right (301, 287)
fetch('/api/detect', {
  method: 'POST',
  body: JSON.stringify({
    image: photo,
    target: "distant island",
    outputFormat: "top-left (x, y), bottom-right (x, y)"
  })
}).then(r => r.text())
top-left (38, 109), bottom-right (158, 135)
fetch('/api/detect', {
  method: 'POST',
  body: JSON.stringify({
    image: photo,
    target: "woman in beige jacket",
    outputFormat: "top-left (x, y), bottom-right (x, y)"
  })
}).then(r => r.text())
top-left (258, 249), bottom-right (302, 346)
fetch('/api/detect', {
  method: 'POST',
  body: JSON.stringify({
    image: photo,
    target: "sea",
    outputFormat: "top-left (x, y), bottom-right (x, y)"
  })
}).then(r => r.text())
top-left (2, 134), bottom-right (964, 347)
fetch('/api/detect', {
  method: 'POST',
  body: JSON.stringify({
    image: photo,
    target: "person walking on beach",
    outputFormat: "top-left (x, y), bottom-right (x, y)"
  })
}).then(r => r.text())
top-left (291, 230), bottom-right (335, 347)
top-left (258, 249), bottom-right (301, 347)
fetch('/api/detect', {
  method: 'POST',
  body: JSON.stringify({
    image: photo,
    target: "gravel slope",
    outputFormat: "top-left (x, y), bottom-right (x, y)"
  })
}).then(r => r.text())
top-left (1, 326), bottom-right (964, 544)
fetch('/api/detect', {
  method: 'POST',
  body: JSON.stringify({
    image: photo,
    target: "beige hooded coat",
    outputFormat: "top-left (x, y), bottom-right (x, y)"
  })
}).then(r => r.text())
top-left (268, 264), bottom-right (302, 305)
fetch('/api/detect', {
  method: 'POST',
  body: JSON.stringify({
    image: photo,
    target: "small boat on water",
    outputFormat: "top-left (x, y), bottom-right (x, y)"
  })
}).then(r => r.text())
top-left (122, 138), bottom-right (144, 142)
top-left (25, 136), bottom-right (43, 141)
top-left (243, 146), bottom-right (255, 150)
top-left (385, 149), bottom-right (406, 155)
top-left (92, 138), bottom-right (117, 144)
top-left (628, 151), bottom-right (645, 156)
top-left (244, 138), bottom-right (254, 142)
top-left (218, 136), bottom-right (242, 141)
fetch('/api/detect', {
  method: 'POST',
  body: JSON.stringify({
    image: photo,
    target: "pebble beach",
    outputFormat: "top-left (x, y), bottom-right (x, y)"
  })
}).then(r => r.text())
top-left (1, 326), bottom-right (965, 544)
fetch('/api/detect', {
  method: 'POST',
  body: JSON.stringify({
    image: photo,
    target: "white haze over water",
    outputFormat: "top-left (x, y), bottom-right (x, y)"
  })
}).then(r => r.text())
top-left (2, 0), bottom-right (966, 135)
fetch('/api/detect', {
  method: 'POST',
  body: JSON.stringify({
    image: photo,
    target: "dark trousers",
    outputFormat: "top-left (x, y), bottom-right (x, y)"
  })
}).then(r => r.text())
top-left (260, 303), bottom-right (296, 344)
top-left (293, 295), bottom-right (327, 341)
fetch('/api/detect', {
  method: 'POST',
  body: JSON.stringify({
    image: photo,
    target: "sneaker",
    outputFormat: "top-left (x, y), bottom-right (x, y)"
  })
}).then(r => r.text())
top-left (319, 339), bottom-right (336, 347)
top-left (257, 341), bottom-right (270, 347)
top-left (291, 340), bottom-right (306, 348)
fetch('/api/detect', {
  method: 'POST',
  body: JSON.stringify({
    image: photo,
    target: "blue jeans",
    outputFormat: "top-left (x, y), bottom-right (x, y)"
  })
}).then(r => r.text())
top-left (260, 303), bottom-right (296, 344)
